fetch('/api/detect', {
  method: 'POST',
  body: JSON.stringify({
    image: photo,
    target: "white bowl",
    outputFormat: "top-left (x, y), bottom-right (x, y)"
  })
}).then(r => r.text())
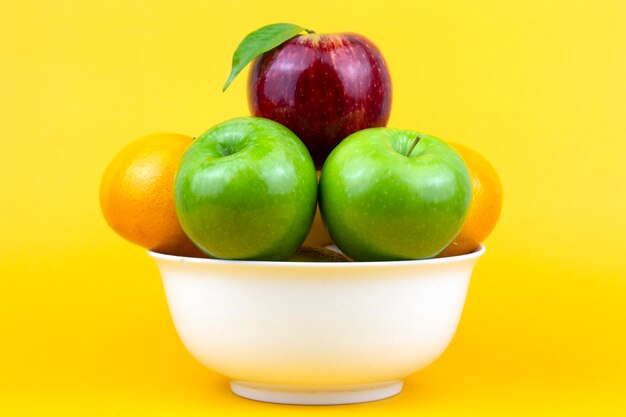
top-left (148, 245), bottom-right (485, 405)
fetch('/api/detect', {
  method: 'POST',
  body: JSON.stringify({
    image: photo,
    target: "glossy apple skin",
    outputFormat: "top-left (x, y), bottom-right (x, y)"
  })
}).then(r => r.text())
top-left (174, 117), bottom-right (318, 260)
top-left (248, 33), bottom-right (392, 167)
top-left (319, 128), bottom-right (471, 261)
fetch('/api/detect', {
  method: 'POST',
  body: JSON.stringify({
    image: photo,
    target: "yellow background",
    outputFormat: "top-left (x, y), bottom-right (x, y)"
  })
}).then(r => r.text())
top-left (1, 0), bottom-right (625, 415)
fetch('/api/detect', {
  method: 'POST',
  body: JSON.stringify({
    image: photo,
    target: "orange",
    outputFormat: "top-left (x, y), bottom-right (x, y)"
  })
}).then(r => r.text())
top-left (99, 133), bottom-right (204, 257)
top-left (439, 143), bottom-right (503, 257)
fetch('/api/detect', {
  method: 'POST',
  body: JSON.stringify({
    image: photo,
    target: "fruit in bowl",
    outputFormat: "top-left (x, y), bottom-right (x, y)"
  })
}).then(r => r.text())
top-left (224, 23), bottom-right (392, 167)
top-left (320, 128), bottom-right (472, 261)
top-left (438, 143), bottom-right (503, 257)
top-left (287, 246), bottom-right (351, 262)
top-left (99, 133), bottom-right (205, 257)
top-left (174, 117), bottom-right (318, 260)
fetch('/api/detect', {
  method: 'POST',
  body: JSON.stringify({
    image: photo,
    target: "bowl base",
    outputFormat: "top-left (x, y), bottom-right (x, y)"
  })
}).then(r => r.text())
top-left (230, 380), bottom-right (403, 405)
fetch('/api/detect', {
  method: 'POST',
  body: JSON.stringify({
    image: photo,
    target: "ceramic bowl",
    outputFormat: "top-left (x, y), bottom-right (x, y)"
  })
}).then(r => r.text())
top-left (148, 245), bottom-right (485, 405)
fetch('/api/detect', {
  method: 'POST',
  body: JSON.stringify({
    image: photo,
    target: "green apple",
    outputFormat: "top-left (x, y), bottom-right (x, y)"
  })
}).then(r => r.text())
top-left (174, 117), bottom-right (317, 260)
top-left (319, 128), bottom-right (471, 261)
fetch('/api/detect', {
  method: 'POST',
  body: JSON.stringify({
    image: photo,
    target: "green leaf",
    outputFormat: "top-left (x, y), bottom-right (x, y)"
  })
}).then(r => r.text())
top-left (223, 23), bottom-right (312, 92)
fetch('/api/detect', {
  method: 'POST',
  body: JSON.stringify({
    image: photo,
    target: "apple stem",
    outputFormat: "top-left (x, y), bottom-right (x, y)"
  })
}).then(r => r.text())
top-left (305, 29), bottom-right (316, 34)
top-left (405, 134), bottom-right (422, 157)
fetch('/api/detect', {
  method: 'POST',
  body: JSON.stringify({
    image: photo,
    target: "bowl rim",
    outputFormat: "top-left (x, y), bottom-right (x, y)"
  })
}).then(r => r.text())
top-left (148, 244), bottom-right (485, 268)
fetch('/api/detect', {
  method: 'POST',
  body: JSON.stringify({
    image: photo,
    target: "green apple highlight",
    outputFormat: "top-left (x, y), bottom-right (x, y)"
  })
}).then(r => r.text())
top-left (174, 117), bottom-right (317, 260)
top-left (319, 128), bottom-right (471, 261)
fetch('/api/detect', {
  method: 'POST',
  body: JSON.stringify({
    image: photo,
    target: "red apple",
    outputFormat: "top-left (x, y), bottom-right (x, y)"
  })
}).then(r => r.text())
top-left (248, 33), bottom-right (392, 167)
